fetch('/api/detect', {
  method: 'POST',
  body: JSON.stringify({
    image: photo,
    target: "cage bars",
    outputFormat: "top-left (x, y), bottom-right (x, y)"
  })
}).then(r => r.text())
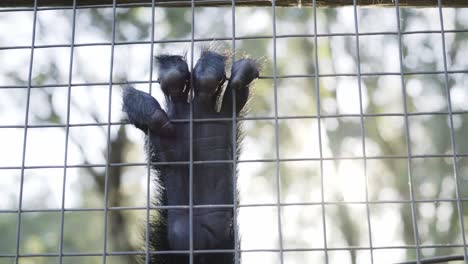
top-left (437, 0), bottom-right (468, 262)
top-left (2, 70), bottom-right (468, 90)
top-left (101, 0), bottom-right (118, 263)
top-left (2, 0), bottom-right (468, 8)
top-left (352, 0), bottom-right (374, 262)
top-left (229, 0), bottom-right (241, 262)
top-left (394, 0), bottom-right (422, 262)
top-left (1, 1), bottom-right (467, 264)
top-left (189, 0), bottom-right (196, 262)
top-left (14, 1), bottom-right (38, 263)
top-left (312, 0), bottom-right (329, 263)
top-left (0, 29), bottom-right (468, 52)
top-left (7, 244), bottom-right (468, 258)
top-left (144, 0), bottom-right (157, 263)
top-left (7, 199), bottom-right (468, 212)
top-left (270, 0), bottom-right (286, 263)
top-left (57, 0), bottom-right (77, 263)
top-left (2, 152), bottom-right (468, 170)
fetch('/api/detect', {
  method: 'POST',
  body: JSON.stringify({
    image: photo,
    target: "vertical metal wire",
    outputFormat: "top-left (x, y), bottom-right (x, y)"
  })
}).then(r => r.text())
top-left (394, 1), bottom-right (422, 262)
top-left (311, 1), bottom-right (329, 263)
top-left (189, 1), bottom-right (196, 263)
top-left (229, 0), bottom-right (241, 263)
top-left (270, 0), bottom-right (285, 263)
top-left (102, 1), bottom-right (118, 263)
top-left (14, 1), bottom-right (38, 263)
top-left (351, 1), bottom-right (374, 262)
top-left (436, 2), bottom-right (468, 262)
top-left (146, 0), bottom-right (157, 263)
top-left (58, 1), bottom-right (77, 263)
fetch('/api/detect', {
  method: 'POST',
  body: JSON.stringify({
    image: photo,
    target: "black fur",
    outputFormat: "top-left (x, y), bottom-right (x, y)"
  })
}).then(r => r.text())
top-left (123, 49), bottom-right (259, 264)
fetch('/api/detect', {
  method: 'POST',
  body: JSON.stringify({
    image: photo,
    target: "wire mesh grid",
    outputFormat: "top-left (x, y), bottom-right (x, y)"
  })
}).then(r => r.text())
top-left (0, 1), bottom-right (468, 264)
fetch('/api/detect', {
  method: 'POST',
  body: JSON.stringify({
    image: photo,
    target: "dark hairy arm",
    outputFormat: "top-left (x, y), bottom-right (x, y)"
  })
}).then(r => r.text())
top-left (123, 49), bottom-right (259, 264)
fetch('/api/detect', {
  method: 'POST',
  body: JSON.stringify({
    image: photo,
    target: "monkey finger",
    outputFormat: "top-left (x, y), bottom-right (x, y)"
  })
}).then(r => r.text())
top-left (155, 54), bottom-right (190, 101)
top-left (192, 49), bottom-right (227, 113)
top-left (221, 58), bottom-right (259, 114)
top-left (229, 58), bottom-right (259, 90)
top-left (122, 86), bottom-right (175, 136)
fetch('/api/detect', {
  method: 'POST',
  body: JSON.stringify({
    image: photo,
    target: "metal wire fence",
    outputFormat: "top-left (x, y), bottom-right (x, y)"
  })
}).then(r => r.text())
top-left (0, 1), bottom-right (467, 264)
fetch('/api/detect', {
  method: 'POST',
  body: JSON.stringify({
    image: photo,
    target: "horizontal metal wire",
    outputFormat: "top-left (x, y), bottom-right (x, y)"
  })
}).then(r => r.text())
top-left (0, 0), bottom-right (290, 11)
top-left (1, 152), bottom-right (467, 171)
top-left (1, 198), bottom-right (468, 215)
top-left (1, 244), bottom-right (466, 259)
top-left (1, 70), bottom-right (468, 90)
top-left (1, 110), bottom-right (468, 130)
top-left (1, 0), bottom-right (466, 10)
top-left (397, 255), bottom-right (466, 264)
top-left (1, 29), bottom-right (468, 52)
top-left (0, 72), bottom-right (466, 92)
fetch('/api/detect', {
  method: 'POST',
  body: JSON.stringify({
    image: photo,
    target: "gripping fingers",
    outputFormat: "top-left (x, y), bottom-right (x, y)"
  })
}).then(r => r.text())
top-left (229, 58), bottom-right (259, 90)
top-left (221, 58), bottom-right (259, 114)
top-left (122, 86), bottom-right (175, 136)
top-left (193, 50), bottom-right (227, 105)
top-left (155, 55), bottom-right (190, 101)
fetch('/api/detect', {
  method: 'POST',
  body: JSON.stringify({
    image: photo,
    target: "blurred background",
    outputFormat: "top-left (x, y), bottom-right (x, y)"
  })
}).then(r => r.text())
top-left (0, 4), bottom-right (468, 264)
